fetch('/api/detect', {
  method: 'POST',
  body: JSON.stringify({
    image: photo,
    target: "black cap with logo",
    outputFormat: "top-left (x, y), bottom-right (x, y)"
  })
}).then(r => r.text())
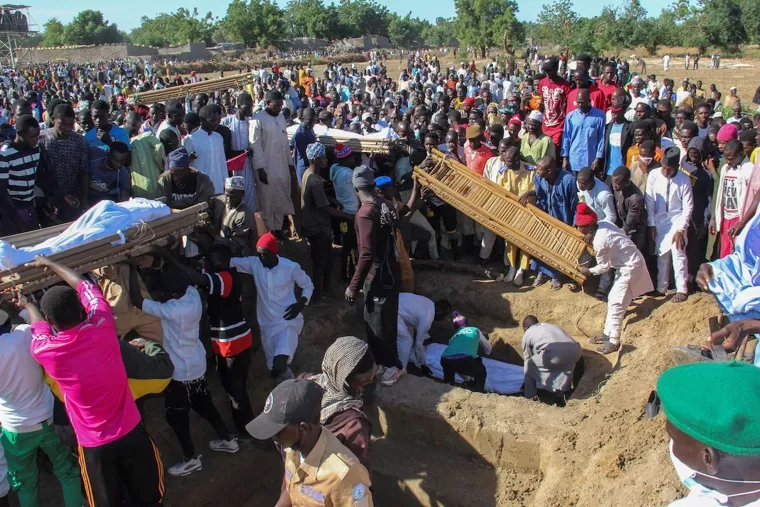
top-left (246, 379), bottom-right (325, 440)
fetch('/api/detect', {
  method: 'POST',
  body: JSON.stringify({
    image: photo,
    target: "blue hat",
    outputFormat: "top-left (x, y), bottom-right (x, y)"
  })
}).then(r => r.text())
top-left (306, 142), bottom-right (325, 161)
top-left (374, 176), bottom-right (393, 189)
top-left (168, 148), bottom-right (190, 169)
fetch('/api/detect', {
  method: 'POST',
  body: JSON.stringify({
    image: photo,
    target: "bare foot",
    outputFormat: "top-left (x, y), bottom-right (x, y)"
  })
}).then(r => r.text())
top-left (671, 292), bottom-right (688, 303)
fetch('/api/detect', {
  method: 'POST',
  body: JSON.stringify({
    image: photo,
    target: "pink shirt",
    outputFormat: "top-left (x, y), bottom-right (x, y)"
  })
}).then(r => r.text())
top-left (31, 281), bottom-right (140, 448)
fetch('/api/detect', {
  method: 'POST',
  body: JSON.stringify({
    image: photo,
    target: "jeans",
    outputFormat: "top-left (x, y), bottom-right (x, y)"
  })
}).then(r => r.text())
top-left (363, 280), bottom-right (401, 369)
top-left (307, 230), bottom-right (334, 299)
top-left (216, 348), bottom-right (254, 435)
top-left (441, 356), bottom-right (487, 392)
top-left (165, 376), bottom-right (231, 459)
top-left (0, 421), bottom-right (83, 507)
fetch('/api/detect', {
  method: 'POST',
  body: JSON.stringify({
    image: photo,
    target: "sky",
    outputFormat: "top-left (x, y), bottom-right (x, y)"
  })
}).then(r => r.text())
top-left (28, 0), bottom-right (670, 33)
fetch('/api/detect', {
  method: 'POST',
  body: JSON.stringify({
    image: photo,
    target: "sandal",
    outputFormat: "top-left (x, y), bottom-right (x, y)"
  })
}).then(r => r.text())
top-left (597, 341), bottom-right (620, 355)
top-left (532, 273), bottom-right (549, 287)
top-left (671, 292), bottom-right (688, 303)
top-left (568, 282), bottom-right (582, 293)
top-left (588, 334), bottom-right (608, 345)
top-left (550, 279), bottom-right (562, 291)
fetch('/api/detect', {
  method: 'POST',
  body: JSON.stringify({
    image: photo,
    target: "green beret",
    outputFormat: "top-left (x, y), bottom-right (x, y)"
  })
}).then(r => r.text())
top-left (657, 361), bottom-right (760, 456)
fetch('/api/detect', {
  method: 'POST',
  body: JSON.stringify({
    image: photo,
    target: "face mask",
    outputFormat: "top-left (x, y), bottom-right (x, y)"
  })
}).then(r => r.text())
top-left (669, 440), bottom-right (760, 505)
top-left (639, 156), bottom-right (653, 165)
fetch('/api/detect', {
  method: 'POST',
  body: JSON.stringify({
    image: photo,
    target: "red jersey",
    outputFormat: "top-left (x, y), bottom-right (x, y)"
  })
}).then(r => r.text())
top-left (464, 141), bottom-right (494, 176)
top-left (596, 80), bottom-right (618, 110)
top-left (539, 77), bottom-right (572, 136)
top-left (566, 83), bottom-right (607, 114)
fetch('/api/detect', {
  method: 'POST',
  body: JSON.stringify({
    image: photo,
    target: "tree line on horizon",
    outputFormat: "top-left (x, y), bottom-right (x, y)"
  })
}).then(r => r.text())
top-left (29, 0), bottom-right (760, 57)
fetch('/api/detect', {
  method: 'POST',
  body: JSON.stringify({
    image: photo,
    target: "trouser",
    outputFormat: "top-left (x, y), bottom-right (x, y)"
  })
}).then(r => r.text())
top-left (408, 210), bottom-right (438, 260)
top-left (687, 221), bottom-right (708, 279)
top-left (441, 356), bottom-right (486, 393)
top-left (657, 247), bottom-right (688, 294)
top-left (597, 269), bottom-right (615, 298)
top-left (261, 211), bottom-right (286, 233)
top-left (307, 230), bottom-right (333, 299)
top-left (604, 283), bottom-right (633, 343)
top-left (534, 260), bottom-right (560, 281)
top-left (719, 217), bottom-right (739, 259)
top-left (113, 306), bottom-right (164, 343)
top-left (165, 376), bottom-right (230, 459)
top-left (240, 273), bottom-right (261, 352)
top-left (363, 281), bottom-right (401, 369)
top-left (0, 205), bottom-right (40, 236)
top-left (480, 230), bottom-right (531, 270)
top-left (216, 348), bottom-right (254, 435)
top-left (0, 421), bottom-right (83, 507)
top-left (78, 423), bottom-right (164, 507)
top-left (339, 221), bottom-right (357, 281)
top-left (289, 166), bottom-right (303, 237)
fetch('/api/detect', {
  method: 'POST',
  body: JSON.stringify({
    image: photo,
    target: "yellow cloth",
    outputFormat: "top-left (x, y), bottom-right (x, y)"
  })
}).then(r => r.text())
top-left (499, 163), bottom-right (534, 269)
top-left (751, 147), bottom-right (760, 165)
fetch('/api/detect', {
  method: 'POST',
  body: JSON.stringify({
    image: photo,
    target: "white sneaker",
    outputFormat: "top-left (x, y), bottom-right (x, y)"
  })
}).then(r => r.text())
top-left (167, 456), bottom-right (202, 477)
top-left (209, 438), bottom-right (239, 454)
top-left (503, 266), bottom-right (516, 284)
top-left (380, 367), bottom-right (405, 386)
top-left (513, 269), bottom-right (525, 286)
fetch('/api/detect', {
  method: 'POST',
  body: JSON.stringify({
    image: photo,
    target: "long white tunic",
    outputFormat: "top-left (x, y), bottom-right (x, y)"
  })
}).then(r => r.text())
top-left (645, 168), bottom-right (694, 256)
top-left (221, 115), bottom-right (257, 213)
top-left (589, 221), bottom-right (654, 298)
top-left (249, 110), bottom-right (294, 220)
top-left (396, 293), bottom-right (436, 369)
top-left (230, 256), bottom-right (314, 369)
top-left (182, 129), bottom-right (227, 195)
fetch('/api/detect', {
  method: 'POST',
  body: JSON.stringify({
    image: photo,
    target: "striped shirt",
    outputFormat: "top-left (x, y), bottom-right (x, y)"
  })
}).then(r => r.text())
top-left (0, 141), bottom-right (41, 204)
top-left (205, 270), bottom-right (252, 357)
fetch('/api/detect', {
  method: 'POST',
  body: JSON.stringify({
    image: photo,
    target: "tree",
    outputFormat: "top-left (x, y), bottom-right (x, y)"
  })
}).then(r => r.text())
top-left (223, 0), bottom-right (284, 48)
top-left (702, 0), bottom-right (747, 52)
top-left (63, 10), bottom-right (123, 45)
top-left (739, 0), bottom-right (760, 44)
top-left (40, 18), bottom-right (66, 47)
top-left (130, 8), bottom-right (216, 47)
top-left (285, 0), bottom-right (333, 39)
top-left (387, 12), bottom-right (428, 48)
top-left (422, 17), bottom-right (458, 47)
top-left (337, 0), bottom-right (391, 38)
top-left (534, 0), bottom-right (577, 52)
top-left (455, 0), bottom-right (524, 58)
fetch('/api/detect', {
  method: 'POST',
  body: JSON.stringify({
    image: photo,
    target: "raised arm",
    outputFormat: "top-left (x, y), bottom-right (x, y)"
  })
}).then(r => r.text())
top-left (127, 261), bottom-right (145, 309)
top-left (26, 255), bottom-right (84, 290)
top-left (150, 246), bottom-right (209, 288)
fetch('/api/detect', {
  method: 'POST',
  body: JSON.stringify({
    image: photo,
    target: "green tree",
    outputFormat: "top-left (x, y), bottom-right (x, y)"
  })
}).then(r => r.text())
top-left (337, 0), bottom-right (391, 38)
top-left (422, 17), bottom-right (458, 47)
top-left (285, 0), bottom-right (332, 38)
top-left (387, 12), bottom-right (428, 48)
top-left (534, 0), bottom-right (577, 52)
top-left (455, 0), bottom-right (523, 58)
top-left (130, 8), bottom-right (216, 47)
top-left (223, 0), bottom-right (284, 48)
top-left (40, 18), bottom-right (66, 47)
top-left (739, 0), bottom-right (760, 44)
top-left (63, 10), bottom-right (123, 45)
top-left (702, 0), bottom-right (747, 52)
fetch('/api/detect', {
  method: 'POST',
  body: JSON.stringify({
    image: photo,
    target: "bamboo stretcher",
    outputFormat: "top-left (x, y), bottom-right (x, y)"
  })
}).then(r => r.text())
top-left (0, 203), bottom-right (209, 298)
top-left (288, 132), bottom-right (392, 155)
top-left (416, 150), bottom-right (591, 283)
top-left (131, 73), bottom-right (256, 105)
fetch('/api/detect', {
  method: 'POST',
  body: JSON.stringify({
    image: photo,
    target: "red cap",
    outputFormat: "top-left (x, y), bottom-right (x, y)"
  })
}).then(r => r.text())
top-left (508, 115), bottom-right (521, 127)
top-left (463, 97), bottom-right (476, 107)
top-left (575, 202), bottom-right (598, 227)
top-left (256, 232), bottom-right (279, 255)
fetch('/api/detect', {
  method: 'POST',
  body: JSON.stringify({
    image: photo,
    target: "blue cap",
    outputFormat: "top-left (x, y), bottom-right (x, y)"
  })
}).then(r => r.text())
top-left (374, 176), bottom-right (393, 189)
top-left (168, 148), bottom-right (190, 169)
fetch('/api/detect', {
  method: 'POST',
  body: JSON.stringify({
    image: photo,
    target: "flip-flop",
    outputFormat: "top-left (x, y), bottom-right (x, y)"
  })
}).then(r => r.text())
top-left (597, 341), bottom-right (620, 355)
top-left (644, 390), bottom-right (661, 418)
top-left (588, 334), bottom-right (607, 345)
top-left (550, 279), bottom-right (562, 291)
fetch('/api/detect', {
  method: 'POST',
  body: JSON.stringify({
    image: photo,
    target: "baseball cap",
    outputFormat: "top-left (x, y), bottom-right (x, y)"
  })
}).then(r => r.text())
top-left (246, 379), bottom-right (324, 440)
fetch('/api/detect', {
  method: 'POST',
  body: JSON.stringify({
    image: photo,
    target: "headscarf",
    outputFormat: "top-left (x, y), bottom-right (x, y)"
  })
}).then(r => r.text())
top-left (306, 142), bottom-right (325, 161)
top-left (312, 336), bottom-right (369, 423)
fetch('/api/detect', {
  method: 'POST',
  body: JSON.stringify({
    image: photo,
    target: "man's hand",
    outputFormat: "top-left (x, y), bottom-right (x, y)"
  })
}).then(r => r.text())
top-left (591, 158), bottom-right (602, 175)
top-left (518, 191), bottom-right (535, 206)
top-left (696, 263), bottom-right (713, 292)
top-left (129, 338), bottom-right (147, 352)
top-left (283, 298), bottom-right (306, 320)
top-left (188, 152), bottom-right (198, 161)
top-left (62, 195), bottom-right (80, 209)
top-left (709, 217), bottom-right (717, 237)
top-left (99, 131), bottom-right (113, 146)
top-left (673, 230), bottom-right (686, 252)
top-left (11, 291), bottom-right (30, 309)
top-left (648, 226), bottom-right (657, 246)
top-left (345, 286), bottom-right (357, 304)
top-left (728, 221), bottom-right (745, 240)
top-left (578, 266), bottom-right (592, 277)
top-left (709, 321), bottom-right (747, 351)
top-left (562, 157), bottom-right (570, 172)
top-left (246, 149), bottom-right (253, 159)
top-left (26, 255), bottom-right (53, 270)
top-left (258, 168), bottom-right (269, 185)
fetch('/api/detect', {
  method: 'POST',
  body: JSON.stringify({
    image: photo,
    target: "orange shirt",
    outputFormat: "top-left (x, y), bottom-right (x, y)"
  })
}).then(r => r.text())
top-left (626, 144), bottom-right (663, 169)
top-left (464, 141), bottom-right (494, 176)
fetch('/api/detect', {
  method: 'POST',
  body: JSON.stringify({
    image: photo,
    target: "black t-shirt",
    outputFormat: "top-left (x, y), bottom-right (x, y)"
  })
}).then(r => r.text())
top-left (171, 172), bottom-right (198, 203)
top-left (349, 196), bottom-right (400, 292)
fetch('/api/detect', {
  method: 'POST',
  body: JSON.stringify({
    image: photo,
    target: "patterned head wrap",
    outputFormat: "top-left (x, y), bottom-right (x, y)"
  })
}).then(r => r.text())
top-left (306, 142), bottom-right (326, 161)
top-left (225, 176), bottom-right (245, 191)
top-left (312, 336), bottom-right (370, 424)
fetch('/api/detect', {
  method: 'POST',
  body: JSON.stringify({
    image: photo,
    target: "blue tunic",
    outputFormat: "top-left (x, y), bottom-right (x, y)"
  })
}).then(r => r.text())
top-left (289, 124), bottom-right (316, 185)
top-left (532, 169), bottom-right (579, 279)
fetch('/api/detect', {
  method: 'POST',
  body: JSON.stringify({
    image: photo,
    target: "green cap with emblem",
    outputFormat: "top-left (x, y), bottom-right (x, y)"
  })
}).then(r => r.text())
top-left (657, 361), bottom-right (760, 456)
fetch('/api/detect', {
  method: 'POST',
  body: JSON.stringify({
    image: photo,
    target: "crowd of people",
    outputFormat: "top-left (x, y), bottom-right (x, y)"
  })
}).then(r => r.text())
top-left (0, 48), bottom-right (759, 506)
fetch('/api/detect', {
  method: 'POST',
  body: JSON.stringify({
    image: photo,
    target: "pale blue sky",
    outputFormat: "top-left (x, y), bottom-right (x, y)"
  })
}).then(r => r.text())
top-left (28, 0), bottom-right (669, 32)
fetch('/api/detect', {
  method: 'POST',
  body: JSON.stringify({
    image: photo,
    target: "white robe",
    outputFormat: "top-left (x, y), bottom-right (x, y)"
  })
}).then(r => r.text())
top-left (182, 129), bottom-right (227, 195)
top-left (230, 256), bottom-right (314, 369)
top-left (645, 168), bottom-right (694, 256)
top-left (250, 110), bottom-right (294, 230)
top-left (396, 293), bottom-right (435, 369)
top-left (221, 115), bottom-right (257, 213)
top-left (589, 222), bottom-right (654, 340)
